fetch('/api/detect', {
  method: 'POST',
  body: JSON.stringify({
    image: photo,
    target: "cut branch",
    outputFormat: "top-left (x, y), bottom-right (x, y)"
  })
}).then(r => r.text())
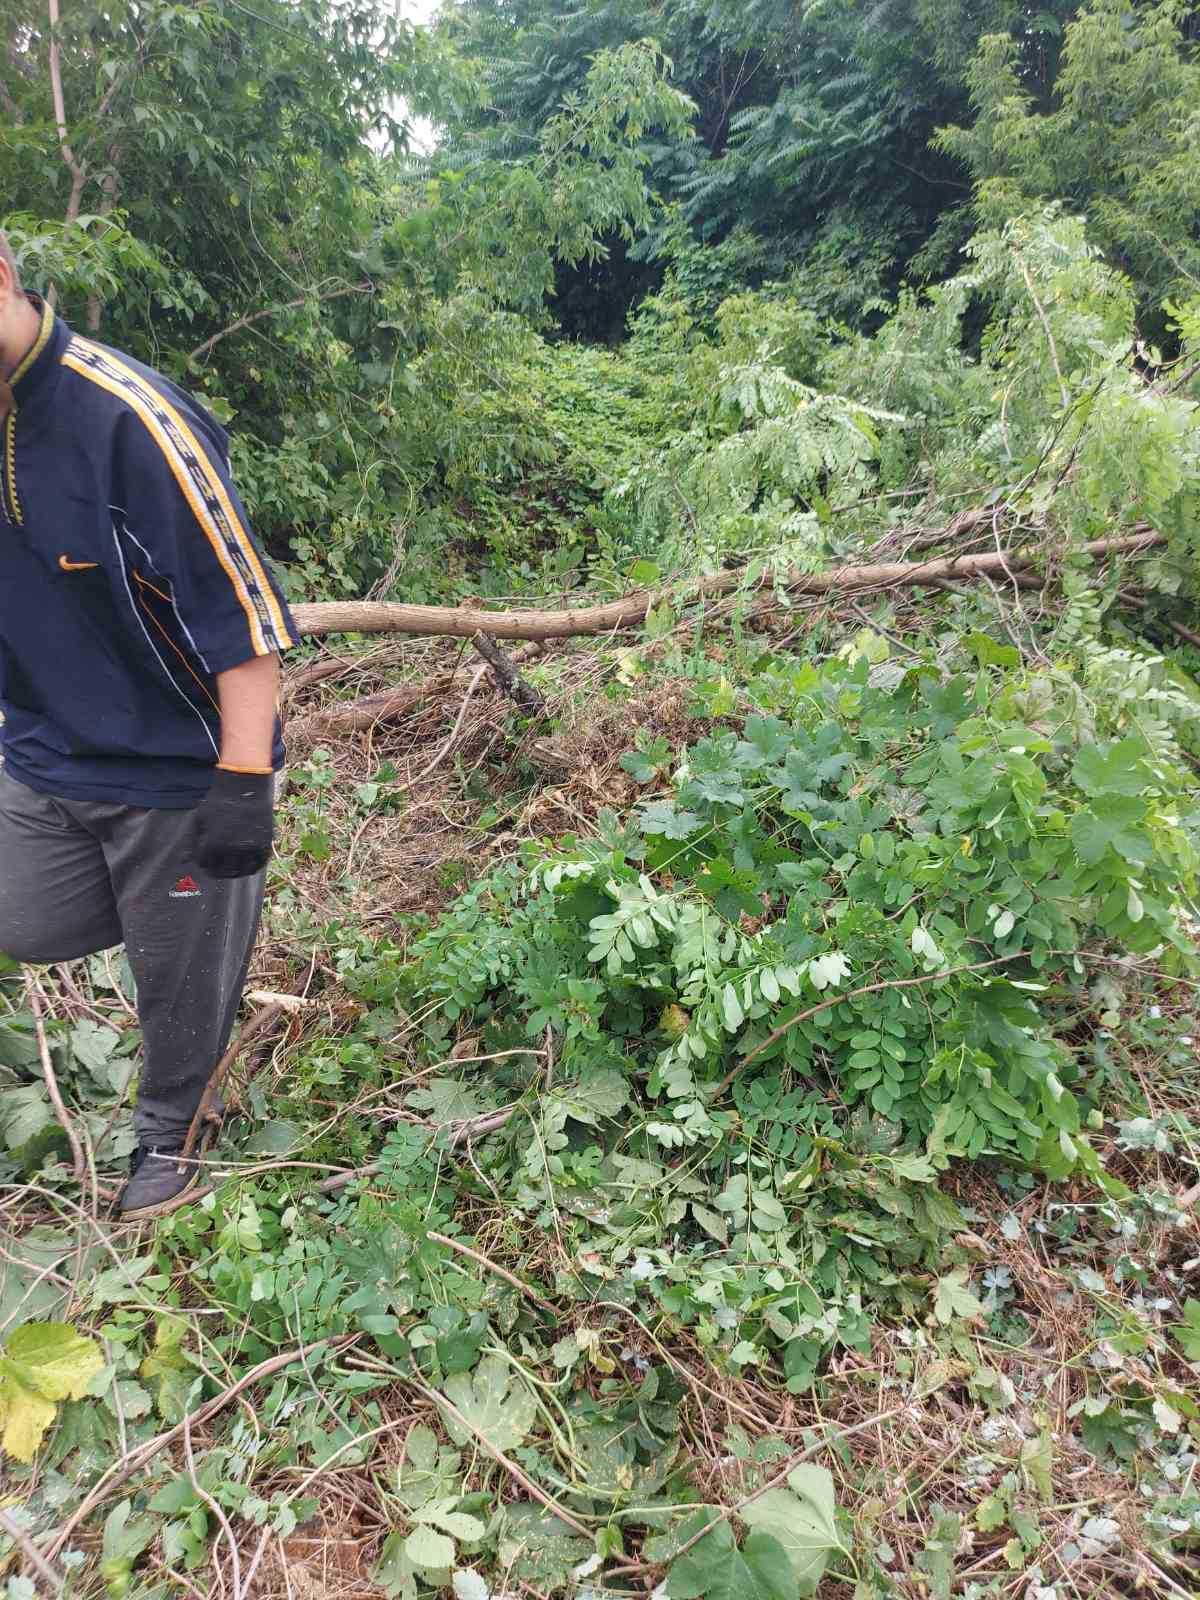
top-left (289, 679), bottom-right (448, 745)
top-left (472, 631), bottom-right (545, 713)
top-left (28, 978), bottom-right (85, 1187)
top-left (180, 1002), bottom-right (288, 1159)
top-left (287, 643), bottom-right (543, 745)
top-left (291, 531), bottom-right (1164, 643)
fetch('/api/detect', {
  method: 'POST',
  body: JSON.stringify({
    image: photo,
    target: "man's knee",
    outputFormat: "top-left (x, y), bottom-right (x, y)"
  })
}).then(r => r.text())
top-left (0, 910), bottom-right (117, 965)
top-left (0, 927), bottom-right (72, 964)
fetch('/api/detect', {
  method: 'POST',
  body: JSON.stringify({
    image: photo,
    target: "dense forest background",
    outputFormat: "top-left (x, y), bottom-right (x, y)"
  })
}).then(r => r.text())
top-left (5, 0), bottom-right (1200, 604)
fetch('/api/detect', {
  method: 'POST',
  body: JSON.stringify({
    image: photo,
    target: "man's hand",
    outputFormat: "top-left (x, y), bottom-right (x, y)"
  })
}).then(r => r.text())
top-left (193, 767), bottom-right (274, 878)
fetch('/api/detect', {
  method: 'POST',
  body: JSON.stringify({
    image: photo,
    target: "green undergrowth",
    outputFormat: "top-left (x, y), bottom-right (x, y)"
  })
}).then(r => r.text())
top-left (393, 614), bottom-right (1200, 1377)
top-left (6, 604), bottom-right (1200, 1598)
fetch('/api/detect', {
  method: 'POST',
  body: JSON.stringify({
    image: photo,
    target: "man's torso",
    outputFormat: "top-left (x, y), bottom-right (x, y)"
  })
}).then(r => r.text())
top-left (0, 301), bottom-right (288, 808)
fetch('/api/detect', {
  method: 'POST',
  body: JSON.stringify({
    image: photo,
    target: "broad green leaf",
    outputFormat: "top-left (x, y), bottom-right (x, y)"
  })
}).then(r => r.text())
top-left (1071, 739), bottom-right (1147, 797)
top-left (1174, 1299), bottom-right (1200, 1361)
top-left (140, 1315), bottom-right (193, 1423)
top-left (244, 1118), bottom-right (304, 1156)
top-left (90, 1256), bottom-right (153, 1310)
top-left (70, 1020), bottom-right (123, 1081)
top-left (0, 1321), bottom-right (104, 1462)
top-left (742, 1532), bottom-right (799, 1600)
top-left (692, 1203), bottom-right (728, 1244)
top-left (639, 801), bottom-right (704, 840)
top-left (668, 1521), bottom-right (739, 1599)
top-left (496, 1503), bottom-right (590, 1586)
top-left (1070, 794), bottom-right (1151, 865)
top-left (453, 1571), bottom-right (490, 1600)
top-left (101, 1499), bottom-right (157, 1599)
top-left (668, 1521), bottom-right (795, 1600)
top-left (408, 1078), bottom-right (493, 1123)
top-left (419, 1502), bottom-right (486, 1540)
top-left (441, 1354), bottom-right (536, 1453)
top-left (739, 1464), bottom-right (840, 1595)
top-left (0, 1231), bottom-right (74, 1331)
top-left (556, 1069), bottom-right (630, 1124)
top-left (1020, 1431), bottom-right (1054, 1500)
top-left (372, 1530), bottom-right (417, 1600)
top-left (0, 1015), bottom-right (40, 1070)
top-left (965, 631), bottom-right (1019, 668)
top-left (1, 1085), bottom-right (55, 1154)
top-left (932, 1269), bottom-right (983, 1325)
top-left (722, 983), bottom-right (744, 1031)
top-left (404, 1524), bottom-right (456, 1571)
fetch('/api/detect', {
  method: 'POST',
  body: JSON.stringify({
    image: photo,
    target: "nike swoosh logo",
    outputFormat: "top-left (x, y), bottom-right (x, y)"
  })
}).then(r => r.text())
top-left (59, 556), bottom-right (99, 572)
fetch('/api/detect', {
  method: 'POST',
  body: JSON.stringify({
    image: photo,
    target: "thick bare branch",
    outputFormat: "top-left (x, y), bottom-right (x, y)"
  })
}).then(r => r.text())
top-left (291, 531), bottom-right (1164, 643)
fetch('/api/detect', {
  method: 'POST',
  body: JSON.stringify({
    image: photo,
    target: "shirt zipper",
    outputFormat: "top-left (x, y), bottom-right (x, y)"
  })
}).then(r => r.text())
top-left (1, 407), bottom-right (20, 526)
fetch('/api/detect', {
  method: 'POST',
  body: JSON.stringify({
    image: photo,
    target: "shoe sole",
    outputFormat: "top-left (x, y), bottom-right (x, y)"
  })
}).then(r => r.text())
top-left (120, 1159), bottom-right (202, 1221)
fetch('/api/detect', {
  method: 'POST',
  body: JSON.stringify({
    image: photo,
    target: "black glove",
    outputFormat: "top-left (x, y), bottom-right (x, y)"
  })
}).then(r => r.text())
top-left (193, 767), bottom-right (275, 879)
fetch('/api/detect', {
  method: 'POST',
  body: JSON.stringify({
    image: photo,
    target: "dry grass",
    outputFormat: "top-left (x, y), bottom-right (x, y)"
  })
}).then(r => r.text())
top-left (180, 1156), bottom-right (1191, 1599)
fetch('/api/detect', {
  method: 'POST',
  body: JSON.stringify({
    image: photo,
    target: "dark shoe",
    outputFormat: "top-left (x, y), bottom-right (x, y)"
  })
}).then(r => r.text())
top-left (120, 1143), bottom-right (201, 1219)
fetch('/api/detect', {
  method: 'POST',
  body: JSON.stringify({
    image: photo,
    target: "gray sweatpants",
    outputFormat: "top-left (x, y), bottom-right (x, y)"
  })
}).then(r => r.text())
top-left (0, 768), bottom-right (264, 1144)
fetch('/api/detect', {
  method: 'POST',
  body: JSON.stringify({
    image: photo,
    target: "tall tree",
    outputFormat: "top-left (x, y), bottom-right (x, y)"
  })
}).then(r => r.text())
top-left (434, 0), bottom-right (1079, 331)
top-left (939, 0), bottom-right (1200, 316)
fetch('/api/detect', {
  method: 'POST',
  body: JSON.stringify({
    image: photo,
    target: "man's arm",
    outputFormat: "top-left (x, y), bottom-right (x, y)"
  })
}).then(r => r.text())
top-left (215, 652), bottom-right (280, 773)
top-left (191, 654), bottom-right (281, 879)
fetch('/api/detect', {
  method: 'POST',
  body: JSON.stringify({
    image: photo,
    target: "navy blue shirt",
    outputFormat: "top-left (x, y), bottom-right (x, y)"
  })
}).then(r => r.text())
top-left (0, 298), bottom-right (296, 808)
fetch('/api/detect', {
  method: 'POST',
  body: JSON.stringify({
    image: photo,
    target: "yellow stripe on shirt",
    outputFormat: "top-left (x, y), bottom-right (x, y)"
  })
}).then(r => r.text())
top-left (61, 339), bottom-right (295, 654)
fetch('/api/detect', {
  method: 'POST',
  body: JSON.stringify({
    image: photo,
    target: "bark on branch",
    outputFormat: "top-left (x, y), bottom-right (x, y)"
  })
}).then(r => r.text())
top-left (472, 631), bottom-right (545, 713)
top-left (291, 532), bottom-right (1164, 643)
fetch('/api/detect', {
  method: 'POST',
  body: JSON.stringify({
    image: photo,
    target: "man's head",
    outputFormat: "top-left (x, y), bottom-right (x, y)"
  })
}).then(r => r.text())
top-left (0, 232), bottom-right (41, 383)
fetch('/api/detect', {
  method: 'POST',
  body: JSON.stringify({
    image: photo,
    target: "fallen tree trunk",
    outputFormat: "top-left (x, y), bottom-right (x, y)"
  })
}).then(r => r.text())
top-left (291, 532), bottom-right (1164, 642)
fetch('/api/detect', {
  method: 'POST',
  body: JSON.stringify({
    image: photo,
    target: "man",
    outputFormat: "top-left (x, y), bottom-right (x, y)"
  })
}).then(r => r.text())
top-left (0, 233), bottom-right (296, 1218)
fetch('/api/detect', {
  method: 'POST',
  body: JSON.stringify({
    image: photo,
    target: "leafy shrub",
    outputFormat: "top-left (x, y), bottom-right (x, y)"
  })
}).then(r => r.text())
top-left (401, 631), bottom-right (1198, 1372)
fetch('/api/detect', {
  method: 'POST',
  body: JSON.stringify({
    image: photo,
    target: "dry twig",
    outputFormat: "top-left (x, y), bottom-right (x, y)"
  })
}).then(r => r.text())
top-left (0, 1506), bottom-right (65, 1595)
top-left (46, 1335), bottom-right (360, 1557)
top-left (26, 978), bottom-right (85, 1190)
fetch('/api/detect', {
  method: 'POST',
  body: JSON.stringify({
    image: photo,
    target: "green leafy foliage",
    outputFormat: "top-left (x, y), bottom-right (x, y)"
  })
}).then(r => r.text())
top-left (6, 6), bottom-right (1200, 1597)
top-left (1173, 1300), bottom-right (1200, 1362)
top-left (401, 634), bottom-right (1196, 1384)
top-left (669, 1522), bottom-right (796, 1600)
top-left (441, 1354), bottom-right (537, 1453)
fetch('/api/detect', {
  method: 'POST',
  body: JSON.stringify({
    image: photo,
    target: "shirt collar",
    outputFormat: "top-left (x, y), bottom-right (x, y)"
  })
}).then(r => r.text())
top-left (10, 295), bottom-right (68, 407)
